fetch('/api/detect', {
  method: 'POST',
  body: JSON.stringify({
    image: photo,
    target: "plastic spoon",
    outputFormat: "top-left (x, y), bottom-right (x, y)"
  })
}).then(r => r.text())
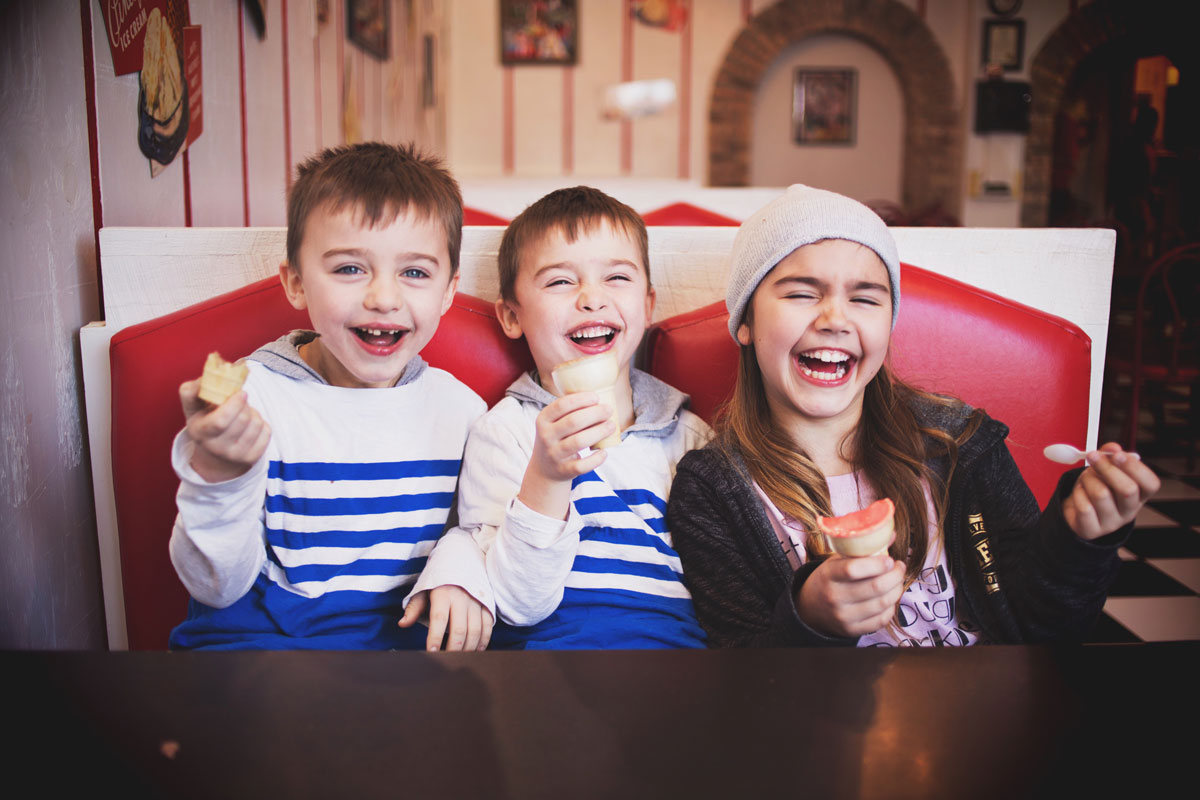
top-left (1043, 444), bottom-right (1139, 465)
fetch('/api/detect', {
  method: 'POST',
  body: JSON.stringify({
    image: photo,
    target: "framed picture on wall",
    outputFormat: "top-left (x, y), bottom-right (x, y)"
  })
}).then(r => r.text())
top-left (793, 69), bottom-right (857, 145)
top-left (348, 0), bottom-right (389, 60)
top-left (500, 0), bottom-right (577, 65)
top-left (982, 19), bottom-right (1025, 72)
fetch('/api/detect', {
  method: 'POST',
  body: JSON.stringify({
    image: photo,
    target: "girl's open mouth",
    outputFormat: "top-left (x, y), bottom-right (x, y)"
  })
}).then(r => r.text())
top-left (795, 349), bottom-right (856, 383)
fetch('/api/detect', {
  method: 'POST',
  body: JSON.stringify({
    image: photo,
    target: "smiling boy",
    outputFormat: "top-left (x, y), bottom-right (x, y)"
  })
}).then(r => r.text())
top-left (420, 186), bottom-right (712, 649)
top-left (168, 143), bottom-right (487, 650)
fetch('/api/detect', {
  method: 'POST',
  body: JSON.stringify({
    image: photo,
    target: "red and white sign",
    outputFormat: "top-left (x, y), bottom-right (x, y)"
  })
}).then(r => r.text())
top-left (102, 0), bottom-right (167, 76)
top-left (183, 25), bottom-right (202, 147)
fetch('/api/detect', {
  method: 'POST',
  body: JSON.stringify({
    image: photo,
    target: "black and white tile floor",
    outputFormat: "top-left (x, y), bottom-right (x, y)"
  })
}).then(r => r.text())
top-left (1086, 452), bottom-right (1200, 643)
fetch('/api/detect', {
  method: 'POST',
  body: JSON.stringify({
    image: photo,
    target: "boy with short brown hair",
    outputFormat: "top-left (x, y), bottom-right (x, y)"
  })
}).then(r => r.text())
top-left (169, 142), bottom-right (489, 650)
top-left (422, 186), bottom-right (711, 649)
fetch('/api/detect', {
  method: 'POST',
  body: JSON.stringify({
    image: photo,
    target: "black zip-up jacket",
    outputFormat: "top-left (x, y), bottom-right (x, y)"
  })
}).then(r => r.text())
top-left (666, 399), bottom-right (1128, 647)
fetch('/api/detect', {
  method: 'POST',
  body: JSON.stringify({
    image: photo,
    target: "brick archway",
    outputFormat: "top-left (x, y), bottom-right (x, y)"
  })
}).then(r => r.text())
top-left (708, 0), bottom-right (960, 214)
top-left (1021, 0), bottom-right (1194, 226)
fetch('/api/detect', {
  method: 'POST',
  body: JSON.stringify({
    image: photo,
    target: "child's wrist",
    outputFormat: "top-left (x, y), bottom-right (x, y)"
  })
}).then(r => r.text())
top-left (190, 447), bottom-right (252, 484)
top-left (517, 468), bottom-right (571, 521)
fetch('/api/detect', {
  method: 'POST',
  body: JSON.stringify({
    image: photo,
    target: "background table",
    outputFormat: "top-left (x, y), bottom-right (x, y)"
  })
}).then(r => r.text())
top-left (8, 643), bottom-right (1196, 798)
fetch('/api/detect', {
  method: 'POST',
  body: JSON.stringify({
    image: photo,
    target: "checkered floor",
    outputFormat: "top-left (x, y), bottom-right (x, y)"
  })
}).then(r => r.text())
top-left (1085, 452), bottom-right (1200, 643)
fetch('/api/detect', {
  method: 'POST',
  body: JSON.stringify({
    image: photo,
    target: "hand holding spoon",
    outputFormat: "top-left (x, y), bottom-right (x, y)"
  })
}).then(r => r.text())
top-left (1043, 443), bottom-right (1140, 465)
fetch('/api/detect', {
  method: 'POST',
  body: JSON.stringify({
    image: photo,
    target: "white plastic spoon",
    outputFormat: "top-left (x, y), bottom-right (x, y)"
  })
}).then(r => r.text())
top-left (1043, 444), bottom-right (1139, 465)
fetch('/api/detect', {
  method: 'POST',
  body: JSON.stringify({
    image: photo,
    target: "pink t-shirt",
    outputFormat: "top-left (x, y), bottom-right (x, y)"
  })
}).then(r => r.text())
top-left (754, 473), bottom-right (981, 647)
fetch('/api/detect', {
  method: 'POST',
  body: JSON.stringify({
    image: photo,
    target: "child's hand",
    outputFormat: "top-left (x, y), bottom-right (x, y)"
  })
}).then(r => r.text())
top-left (1063, 442), bottom-right (1161, 541)
top-left (795, 554), bottom-right (906, 638)
top-left (518, 392), bottom-right (614, 519)
top-left (399, 586), bottom-right (493, 651)
top-left (179, 379), bottom-right (271, 483)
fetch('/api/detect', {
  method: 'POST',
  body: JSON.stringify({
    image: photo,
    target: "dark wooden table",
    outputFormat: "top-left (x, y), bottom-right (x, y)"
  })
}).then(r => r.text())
top-left (7, 643), bottom-right (1197, 798)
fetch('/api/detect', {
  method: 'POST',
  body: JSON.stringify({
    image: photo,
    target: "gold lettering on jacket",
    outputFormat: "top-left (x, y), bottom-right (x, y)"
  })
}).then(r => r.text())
top-left (968, 512), bottom-right (1000, 595)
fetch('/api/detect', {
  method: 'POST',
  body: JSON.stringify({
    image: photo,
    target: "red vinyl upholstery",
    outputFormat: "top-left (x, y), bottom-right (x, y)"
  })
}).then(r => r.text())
top-left (109, 277), bottom-right (531, 649)
top-left (645, 263), bottom-right (1091, 509)
top-left (641, 202), bottom-right (740, 226)
top-left (110, 262), bottom-right (1089, 649)
top-left (463, 206), bottom-right (510, 226)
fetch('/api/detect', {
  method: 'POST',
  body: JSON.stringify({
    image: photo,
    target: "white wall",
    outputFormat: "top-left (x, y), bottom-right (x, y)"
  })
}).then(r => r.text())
top-left (0, 1), bottom-right (104, 648)
top-left (750, 34), bottom-right (904, 202)
top-left (446, 0), bottom-right (1095, 225)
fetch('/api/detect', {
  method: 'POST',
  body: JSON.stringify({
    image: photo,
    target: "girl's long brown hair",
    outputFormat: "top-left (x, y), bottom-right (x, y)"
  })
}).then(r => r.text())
top-left (718, 342), bottom-right (983, 587)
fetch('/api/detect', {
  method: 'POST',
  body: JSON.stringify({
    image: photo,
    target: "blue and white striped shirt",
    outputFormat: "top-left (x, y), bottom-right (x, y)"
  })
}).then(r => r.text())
top-left (446, 370), bottom-right (711, 649)
top-left (170, 348), bottom-right (485, 650)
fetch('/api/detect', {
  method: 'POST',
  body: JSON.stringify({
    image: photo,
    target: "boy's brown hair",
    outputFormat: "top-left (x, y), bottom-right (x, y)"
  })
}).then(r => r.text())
top-left (497, 186), bottom-right (650, 303)
top-left (286, 142), bottom-right (463, 273)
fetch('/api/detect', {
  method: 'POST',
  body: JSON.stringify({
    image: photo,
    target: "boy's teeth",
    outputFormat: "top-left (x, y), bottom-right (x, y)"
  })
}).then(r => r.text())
top-left (570, 326), bottom-right (616, 342)
top-left (355, 326), bottom-right (403, 345)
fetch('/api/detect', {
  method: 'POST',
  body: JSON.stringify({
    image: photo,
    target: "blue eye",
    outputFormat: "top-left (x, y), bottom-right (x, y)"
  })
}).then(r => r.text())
top-left (334, 264), bottom-right (365, 275)
top-left (402, 267), bottom-right (430, 279)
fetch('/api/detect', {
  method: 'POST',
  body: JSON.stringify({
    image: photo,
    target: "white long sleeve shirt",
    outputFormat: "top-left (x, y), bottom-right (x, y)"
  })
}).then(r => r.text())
top-left (420, 369), bottom-right (712, 649)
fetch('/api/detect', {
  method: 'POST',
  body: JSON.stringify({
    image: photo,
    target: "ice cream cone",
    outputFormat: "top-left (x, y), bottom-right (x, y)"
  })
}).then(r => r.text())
top-left (552, 351), bottom-right (621, 449)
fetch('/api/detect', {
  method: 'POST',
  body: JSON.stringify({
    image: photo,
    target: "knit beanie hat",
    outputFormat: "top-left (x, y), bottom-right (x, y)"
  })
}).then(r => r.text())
top-left (725, 184), bottom-right (901, 340)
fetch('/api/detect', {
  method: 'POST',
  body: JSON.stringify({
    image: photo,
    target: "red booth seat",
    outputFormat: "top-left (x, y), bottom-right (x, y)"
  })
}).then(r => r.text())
top-left (110, 263), bottom-right (1088, 649)
top-left (463, 207), bottom-right (510, 226)
top-left (645, 263), bottom-right (1090, 510)
top-left (641, 202), bottom-right (740, 226)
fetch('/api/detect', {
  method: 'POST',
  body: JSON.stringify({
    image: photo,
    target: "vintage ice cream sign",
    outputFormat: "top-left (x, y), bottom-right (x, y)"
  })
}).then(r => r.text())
top-left (101, 0), bottom-right (199, 176)
top-left (104, 0), bottom-right (153, 75)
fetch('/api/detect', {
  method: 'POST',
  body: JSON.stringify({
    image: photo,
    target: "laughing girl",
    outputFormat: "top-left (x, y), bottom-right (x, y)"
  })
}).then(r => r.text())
top-left (667, 185), bottom-right (1160, 647)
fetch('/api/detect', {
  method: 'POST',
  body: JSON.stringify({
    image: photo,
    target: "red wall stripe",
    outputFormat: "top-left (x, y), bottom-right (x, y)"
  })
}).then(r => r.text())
top-left (678, 0), bottom-right (692, 179)
top-left (503, 68), bottom-right (514, 174)
top-left (182, 152), bottom-right (192, 226)
top-left (79, 0), bottom-right (105, 315)
top-left (742, 0), bottom-right (752, 23)
top-left (374, 49), bottom-right (382, 140)
top-left (314, 19), bottom-right (322, 150)
top-left (563, 67), bottom-right (574, 174)
top-left (621, 0), bottom-right (633, 174)
top-left (238, 0), bottom-right (251, 225)
top-left (282, 0), bottom-right (293, 190)
top-left (182, 4), bottom-right (194, 226)
top-left (337, 0), bottom-right (345, 144)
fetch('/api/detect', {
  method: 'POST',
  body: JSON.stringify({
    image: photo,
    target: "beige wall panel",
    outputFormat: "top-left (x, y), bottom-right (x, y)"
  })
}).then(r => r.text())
top-left (513, 66), bottom-right (565, 176)
top-left (631, 16), bottom-right (681, 178)
top-left (242, 1), bottom-right (288, 226)
top-left (446, 0), bottom-right (504, 176)
top-left (572, 0), bottom-right (623, 175)
top-left (187, 1), bottom-right (247, 227)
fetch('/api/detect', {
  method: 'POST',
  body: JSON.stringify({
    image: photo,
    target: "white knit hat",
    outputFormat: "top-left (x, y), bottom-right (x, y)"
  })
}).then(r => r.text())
top-left (725, 184), bottom-right (901, 340)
